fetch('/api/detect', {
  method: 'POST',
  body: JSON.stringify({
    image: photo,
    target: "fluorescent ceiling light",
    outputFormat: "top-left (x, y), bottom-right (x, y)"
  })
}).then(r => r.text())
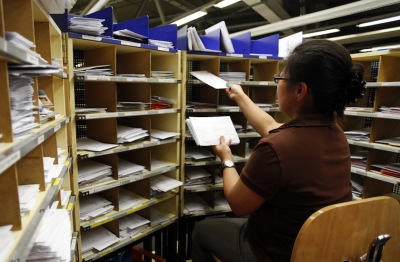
top-left (171, 11), bottom-right (207, 26)
top-left (230, 0), bottom-right (400, 37)
top-left (357, 15), bottom-right (400, 27)
top-left (86, 0), bottom-right (109, 14)
top-left (214, 0), bottom-right (241, 8)
top-left (303, 29), bottom-right (340, 38)
top-left (360, 44), bottom-right (400, 52)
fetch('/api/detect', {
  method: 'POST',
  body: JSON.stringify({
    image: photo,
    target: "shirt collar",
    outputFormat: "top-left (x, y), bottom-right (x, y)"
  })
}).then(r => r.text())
top-left (270, 114), bottom-right (336, 133)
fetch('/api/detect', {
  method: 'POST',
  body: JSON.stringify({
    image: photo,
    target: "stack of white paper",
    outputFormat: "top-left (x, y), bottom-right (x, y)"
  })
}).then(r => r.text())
top-left (219, 72), bottom-right (246, 82)
top-left (81, 226), bottom-right (120, 253)
top-left (118, 158), bottom-right (147, 178)
top-left (184, 194), bottom-right (209, 213)
top-left (77, 137), bottom-right (118, 152)
top-left (151, 159), bottom-right (173, 170)
top-left (151, 71), bottom-right (175, 79)
top-left (185, 146), bottom-right (215, 160)
top-left (344, 128), bottom-right (370, 141)
top-left (186, 116), bottom-right (240, 146)
top-left (117, 125), bottom-right (149, 143)
top-left (113, 29), bottom-right (147, 42)
top-left (9, 75), bottom-right (39, 137)
top-left (119, 213), bottom-right (150, 238)
top-left (74, 64), bottom-right (113, 76)
top-left (186, 27), bottom-right (220, 52)
top-left (117, 101), bottom-right (149, 111)
top-left (119, 188), bottom-right (145, 210)
top-left (27, 209), bottom-right (71, 262)
top-left (18, 184), bottom-right (40, 215)
top-left (78, 159), bottom-right (113, 187)
top-left (150, 175), bottom-right (183, 197)
top-left (148, 39), bottom-right (174, 49)
top-left (69, 17), bottom-right (107, 36)
top-left (151, 129), bottom-right (180, 141)
top-left (75, 107), bottom-right (107, 114)
top-left (5, 31), bottom-right (35, 49)
top-left (0, 225), bottom-right (13, 261)
top-left (185, 167), bottom-right (212, 186)
top-left (150, 208), bottom-right (172, 225)
top-left (80, 194), bottom-right (114, 221)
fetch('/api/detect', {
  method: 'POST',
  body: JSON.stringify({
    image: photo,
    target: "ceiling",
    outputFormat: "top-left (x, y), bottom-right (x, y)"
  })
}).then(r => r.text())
top-left (69, 0), bottom-right (400, 54)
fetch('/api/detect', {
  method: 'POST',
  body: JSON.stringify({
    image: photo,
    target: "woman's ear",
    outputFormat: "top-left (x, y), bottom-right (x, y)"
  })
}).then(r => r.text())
top-left (295, 82), bottom-right (309, 101)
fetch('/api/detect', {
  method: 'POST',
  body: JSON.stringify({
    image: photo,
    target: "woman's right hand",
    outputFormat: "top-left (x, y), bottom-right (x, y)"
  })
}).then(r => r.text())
top-left (225, 84), bottom-right (244, 102)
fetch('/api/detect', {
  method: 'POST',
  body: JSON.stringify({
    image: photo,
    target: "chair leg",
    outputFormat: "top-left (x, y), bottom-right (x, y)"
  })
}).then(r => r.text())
top-left (366, 234), bottom-right (391, 262)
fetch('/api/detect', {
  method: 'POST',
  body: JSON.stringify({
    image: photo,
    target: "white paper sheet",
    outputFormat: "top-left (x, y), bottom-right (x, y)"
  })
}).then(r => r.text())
top-left (190, 71), bottom-right (227, 89)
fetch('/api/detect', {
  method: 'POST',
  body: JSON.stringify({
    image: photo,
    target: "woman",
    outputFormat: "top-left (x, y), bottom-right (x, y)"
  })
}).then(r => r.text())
top-left (191, 39), bottom-right (366, 262)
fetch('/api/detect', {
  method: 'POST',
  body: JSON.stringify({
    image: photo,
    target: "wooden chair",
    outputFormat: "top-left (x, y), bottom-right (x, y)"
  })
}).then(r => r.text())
top-left (291, 196), bottom-right (400, 262)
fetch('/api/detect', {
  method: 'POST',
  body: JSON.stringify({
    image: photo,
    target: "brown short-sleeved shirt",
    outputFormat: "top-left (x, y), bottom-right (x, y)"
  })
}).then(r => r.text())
top-left (241, 114), bottom-right (352, 262)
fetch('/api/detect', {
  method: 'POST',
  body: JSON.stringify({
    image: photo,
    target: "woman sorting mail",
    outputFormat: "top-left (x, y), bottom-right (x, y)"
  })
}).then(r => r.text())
top-left (191, 39), bottom-right (366, 262)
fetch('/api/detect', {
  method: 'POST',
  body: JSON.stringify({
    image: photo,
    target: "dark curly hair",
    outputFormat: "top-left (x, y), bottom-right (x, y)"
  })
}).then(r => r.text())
top-left (284, 39), bottom-right (366, 117)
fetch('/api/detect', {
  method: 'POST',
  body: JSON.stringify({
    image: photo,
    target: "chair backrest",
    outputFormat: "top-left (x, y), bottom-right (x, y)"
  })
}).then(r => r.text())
top-left (291, 196), bottom-right (400, 262)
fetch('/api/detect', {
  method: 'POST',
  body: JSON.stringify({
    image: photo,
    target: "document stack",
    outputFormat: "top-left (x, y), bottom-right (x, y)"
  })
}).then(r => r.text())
top-left (117, 125), bottom-right (149, 143)
top-left (184, 194), bottom-right (209, 213)
top-left (80, 194), bottom-right (114, 221)
top-left (119, 213), bottom-right (150, 238)
top-left (78, 159), bottom-right (113, 187)
top-left (117, 101), bottom-right (150, 111)
top-left (151, 96), bottom-right (176, 109)
top-left (69, 16), bottom-right (107, 36)
top-left (150, 129), bottom-right (180, 141)
top-left (8, 75), bottom-right (39, 137)
top-left (185, 146), bottom-right (215, 161)
top-left (344, 128), bottom-right (370, 141)
top-left (148, 39), bottom-right (174, 49)
top-left (77, 137), bottom-right (118, 152)
top-left (219, 72), bottom-right (247, 82)
top-left (375, 136), bottom-right (400, 147)
top-left (371, 163), bottom-right (400, 178)
top-left (74, 65), bottom-right (113, 76)
top-left (184, 167), bottom-right (212, 186)
top-left (151, 71), bottom-right (175, 79)
top-left (27, 209), bottom-right (71, 262)
top-left (18, 184), bottom-right (40, 216)
top-left (43, 156), bottom-right (64, 183)
top-left (113, 29), bottom-right (147, 43)
top-left (150, 175), bottom-right (183, 198)
top-left (81, 226), bottom-right (120, 252)
top-left (186, 116), bottom-right (240, 146)
top-left (379, 106), bottom-right (400, 115)
top-left (119, 188), bottom-right (145, 210)
top-left (118, 158), bottom-right (147, 178)
top-left (150, 208), bottom-right (172, 225)
top-left (5, 32), bottom-right (46, 64)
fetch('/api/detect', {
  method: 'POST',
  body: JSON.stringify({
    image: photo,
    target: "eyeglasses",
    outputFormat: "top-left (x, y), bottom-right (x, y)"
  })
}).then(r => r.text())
top-left (274, 74), bottom-right (290, 84)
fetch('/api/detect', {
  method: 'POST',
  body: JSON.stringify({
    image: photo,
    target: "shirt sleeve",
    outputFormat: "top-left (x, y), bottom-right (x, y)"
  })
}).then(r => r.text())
top-left (240, 140), bottom-right (282, 199)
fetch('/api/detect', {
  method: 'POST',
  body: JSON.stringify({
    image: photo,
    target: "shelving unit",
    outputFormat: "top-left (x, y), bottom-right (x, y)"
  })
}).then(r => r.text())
top-left (0, 0), bottom-right (75, 261)
top-left (342, 50), bottom-right (400, 197)
top-left (65, 34), bottom-right (183, 261)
